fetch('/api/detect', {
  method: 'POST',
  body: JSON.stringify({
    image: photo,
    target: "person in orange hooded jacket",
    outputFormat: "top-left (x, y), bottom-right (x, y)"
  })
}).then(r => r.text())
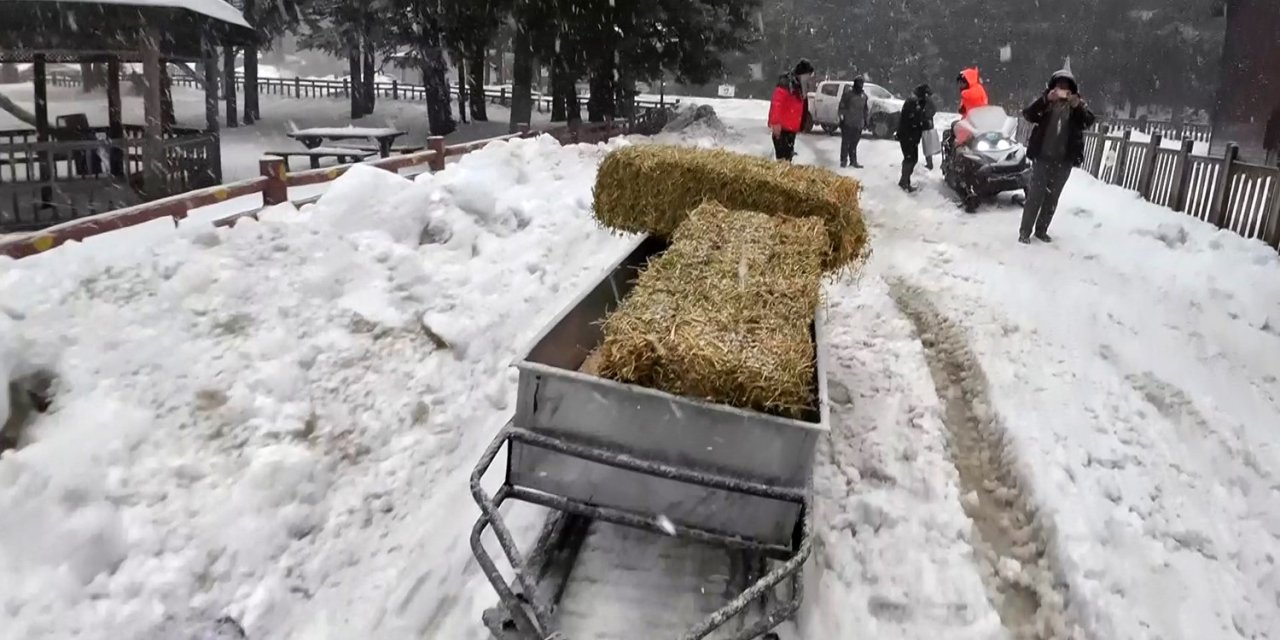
top-left (768, 59), bottom-right (815, 162)
top-left (957, 67), bottom-right (989, 117)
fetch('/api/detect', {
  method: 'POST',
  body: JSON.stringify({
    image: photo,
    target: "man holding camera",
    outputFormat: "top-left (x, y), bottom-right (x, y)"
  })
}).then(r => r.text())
top-left (1018, 68), bottom-right (1097, 244)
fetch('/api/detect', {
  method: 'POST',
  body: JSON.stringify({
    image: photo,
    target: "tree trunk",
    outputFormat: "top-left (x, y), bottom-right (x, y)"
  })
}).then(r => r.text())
top-left (420, 48), bottom-right (457, 137)
top-left (468, 49), bottom-right (488, 121)
top-left (0, 92), bottom-right (37, 127)
top-left (509, 24), bottom-right (534, 133)
top-left (550, 59), bottom-right (567, 123)
top-left (362, 42), bottom-right (377, 115)
top-left (223, 46), bottom-right (238, 128)
top-left (348, 51), bottom-right (364, 119)
top-left (456, 60), bottom-right (469, 124)
top-left (244, 45), bottom-right (259, 123)
top-left (80, 62), bottom-right (95, 92)
top-left (587, 60), bottom-right (615, 123)
top-left (567, 80), bottom-right (581, 124)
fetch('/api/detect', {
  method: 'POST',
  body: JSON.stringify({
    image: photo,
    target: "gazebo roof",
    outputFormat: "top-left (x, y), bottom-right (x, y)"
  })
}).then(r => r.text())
top-left (0, 0), bottom-right (255, 62)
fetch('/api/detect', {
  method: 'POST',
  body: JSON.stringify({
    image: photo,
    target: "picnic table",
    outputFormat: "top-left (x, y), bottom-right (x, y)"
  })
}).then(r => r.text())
top-left (286, 127), bottom-right (407, 158)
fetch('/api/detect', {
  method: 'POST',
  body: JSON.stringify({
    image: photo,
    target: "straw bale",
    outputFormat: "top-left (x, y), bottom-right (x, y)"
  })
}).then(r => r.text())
top-left (596, 202), bottom-right (826, 418)
top-left (592, 144), bottom-right (867, 271)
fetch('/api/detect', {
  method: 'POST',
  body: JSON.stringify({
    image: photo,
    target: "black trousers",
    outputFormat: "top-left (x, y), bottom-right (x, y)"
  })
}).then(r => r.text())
top-left (1020, 159), bottom-right (1074, 238)
top-left (900, 139), bottom-right (920, 184)
top-left (773, 131), bottom-right (797, 161)
top-left (840, 127), bottom-right (862, 165)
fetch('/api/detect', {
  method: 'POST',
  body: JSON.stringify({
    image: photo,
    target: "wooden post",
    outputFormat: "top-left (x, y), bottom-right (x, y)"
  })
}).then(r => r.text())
top-left (1206, 143), bottom-right (1239, 229)
top-left (427, 136), bottom-right (446, 171)
top-left (142, 26), bottom-right (165, 198)
top-left (202, 33), bottom-right (222, 184)
top-left (1111, 130), bottom-right (1132, 186)
top-left (1136, 133), bottom-right (1161, 200)
top-left (159, 58), bottom-right (175, 134)
top-left (1170, 138), bottom-right (1196, 213)
top-left (32, 54), bottom-right (48, 141)
top-left (32, 54), bottom-right (51, 206)
top-left (107, 56), bottom-right (124, 176)
top-left (392, 80), bottom-right (399, 100)
top-left (259, 156), bottom-right (288, 205)
top-left (1089, 124), bottom-right (1109, 178)
top-left (294, 76), bottom-right (301, 98)
top-left (1262, 176), bottom-right (1280, 250)
top-left (223, 46), bottom-right (238, 128)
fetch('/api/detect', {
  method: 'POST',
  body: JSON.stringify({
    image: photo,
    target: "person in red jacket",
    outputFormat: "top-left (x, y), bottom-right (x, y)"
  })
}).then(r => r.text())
top-left (768, 59), bottom-right (814, 162)
top-left (957, 67), bottom-right (989, 117)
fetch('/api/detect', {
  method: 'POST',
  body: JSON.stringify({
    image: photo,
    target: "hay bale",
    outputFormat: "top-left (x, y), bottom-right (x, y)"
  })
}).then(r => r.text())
top-left (597, 202), bottom-right (826, 418)
top-left (592, 144), bottom-right (867, 272)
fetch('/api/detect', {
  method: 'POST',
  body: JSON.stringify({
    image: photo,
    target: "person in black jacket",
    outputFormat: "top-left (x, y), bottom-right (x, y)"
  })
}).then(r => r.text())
top-left (895, 84), bottom-right (934, 192)
top-left (1018, 69), bottom-right (1097, 244)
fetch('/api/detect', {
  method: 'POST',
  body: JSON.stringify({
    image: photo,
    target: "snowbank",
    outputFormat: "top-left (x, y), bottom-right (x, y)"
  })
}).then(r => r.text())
top-left (0, 133), bottom-right (642, 639)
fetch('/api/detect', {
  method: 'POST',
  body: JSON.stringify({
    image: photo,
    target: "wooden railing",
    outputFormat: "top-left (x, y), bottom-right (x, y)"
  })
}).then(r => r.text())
top-left (0, 107), bottom-right (675, 259)
top-left (1, 127), bottom-right (220, 232)
top-left (1098, 116), bottom-right (1212, 144)
top-left (46, 69), bottom-right (675, 114)
top-left (1016, 122), bottom-right (1280, 251)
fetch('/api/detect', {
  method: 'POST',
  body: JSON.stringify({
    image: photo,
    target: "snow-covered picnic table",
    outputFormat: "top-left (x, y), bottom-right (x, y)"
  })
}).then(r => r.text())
top-left (286, 126), bottom-right (407, 158)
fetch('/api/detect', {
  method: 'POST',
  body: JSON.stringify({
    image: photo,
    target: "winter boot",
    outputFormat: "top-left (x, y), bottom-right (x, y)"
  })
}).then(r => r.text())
top-left (1035, 231), bottom-right (1053, 243)
top-left (1018, 235), bottom-right (1031, 244)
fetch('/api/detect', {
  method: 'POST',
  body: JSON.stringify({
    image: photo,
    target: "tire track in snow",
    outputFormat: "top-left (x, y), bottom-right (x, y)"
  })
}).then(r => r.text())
top-left (887, 279), bottom-right (1073, 640)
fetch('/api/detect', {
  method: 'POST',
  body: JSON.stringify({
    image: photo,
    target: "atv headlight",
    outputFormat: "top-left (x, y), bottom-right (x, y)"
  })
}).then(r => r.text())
top-left (976, 140), bottom-right (994, 151)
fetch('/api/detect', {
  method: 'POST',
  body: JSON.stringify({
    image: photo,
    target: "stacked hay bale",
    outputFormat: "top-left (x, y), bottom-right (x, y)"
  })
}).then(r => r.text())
top-left (592, 144), bottom-right (868, 272)
top-left (597, 202), bottom-right (827, 418)
top-left (590, 144), bottom-right (867, 418)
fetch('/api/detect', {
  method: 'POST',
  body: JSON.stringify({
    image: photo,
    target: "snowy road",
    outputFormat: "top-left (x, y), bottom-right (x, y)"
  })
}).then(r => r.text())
top-left (2, 106), bottom-right (1278, 640)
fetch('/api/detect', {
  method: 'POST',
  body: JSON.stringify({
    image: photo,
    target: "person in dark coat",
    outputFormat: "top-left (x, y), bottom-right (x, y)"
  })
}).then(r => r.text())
top-left (838, 77), bottom-right (870, 168)
top-left (768, 59), bottom-right (815, 162)
top-left (895, 84), bottom-right (934, 192)
top-left (1018, 69), bottom-right (1097, 244)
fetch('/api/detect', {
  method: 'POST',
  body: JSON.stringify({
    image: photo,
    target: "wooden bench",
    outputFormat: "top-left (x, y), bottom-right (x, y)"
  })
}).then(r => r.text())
top-left (330, 142), bottom-right (427, 155)
top-left (264, 147), bottom-right (378, 170)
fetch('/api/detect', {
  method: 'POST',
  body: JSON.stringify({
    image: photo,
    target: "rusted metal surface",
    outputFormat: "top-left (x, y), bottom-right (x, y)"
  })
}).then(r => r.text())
top-left (0, 176), bottom-right (266, 259)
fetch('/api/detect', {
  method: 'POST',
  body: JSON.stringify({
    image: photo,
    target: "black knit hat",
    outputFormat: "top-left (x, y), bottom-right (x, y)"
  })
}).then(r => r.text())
top-left (793, 59), bottom-right (815, 76)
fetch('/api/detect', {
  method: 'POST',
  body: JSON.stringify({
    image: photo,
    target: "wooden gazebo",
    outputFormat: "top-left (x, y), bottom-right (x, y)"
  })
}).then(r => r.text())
top-left (0, 0), bottom-right (254, 232)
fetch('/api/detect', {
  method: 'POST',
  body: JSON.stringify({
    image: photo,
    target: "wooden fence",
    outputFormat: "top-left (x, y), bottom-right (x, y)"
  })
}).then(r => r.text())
top-left (1097, 116), bottom-right (1213, 144)
top-left (0, 107), bottom-right (675, 260)
top-left (1018, 122), bottom-right (1280, 250)
top-left (46, 70), bottom-right (673, 114)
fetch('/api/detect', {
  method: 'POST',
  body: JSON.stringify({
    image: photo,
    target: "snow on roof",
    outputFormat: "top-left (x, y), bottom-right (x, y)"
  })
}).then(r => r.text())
top-left (29, 0), bottom-right (252, 29)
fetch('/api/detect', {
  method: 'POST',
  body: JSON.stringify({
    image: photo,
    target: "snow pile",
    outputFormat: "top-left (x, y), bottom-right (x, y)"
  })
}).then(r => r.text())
top-left (0, 134), bottom-right (637, 639)
top-left (662, 103), bottom-right (727, 137)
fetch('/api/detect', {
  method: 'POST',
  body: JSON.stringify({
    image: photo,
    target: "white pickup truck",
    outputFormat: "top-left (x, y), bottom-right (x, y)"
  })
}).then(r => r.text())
top-left (805, 80), bottom-right (905, 138)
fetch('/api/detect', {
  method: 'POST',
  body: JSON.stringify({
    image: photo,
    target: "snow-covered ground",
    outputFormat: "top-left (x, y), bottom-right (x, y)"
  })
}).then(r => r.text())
top-left (2, 98), bottom-right (1279, 640)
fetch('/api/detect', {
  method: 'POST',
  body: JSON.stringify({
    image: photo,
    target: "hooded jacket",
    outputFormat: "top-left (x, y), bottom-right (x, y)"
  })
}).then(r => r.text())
top-left (896, 84), bottom-right (935, 143)
top-left (958, 68), bottom-right (988, 117)
top-left (768, 60), bottom-right (813, 133)
top-left (838, 80), bottom-right (870, 131)
top-left (1023, 69), bottom-right (1097, 166)
top-left (769, 73), bottom-right (806, 133)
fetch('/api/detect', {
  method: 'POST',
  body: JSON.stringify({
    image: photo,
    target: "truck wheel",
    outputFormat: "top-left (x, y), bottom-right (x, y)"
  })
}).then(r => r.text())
top-left (820, 123), bottom-right (838, 136)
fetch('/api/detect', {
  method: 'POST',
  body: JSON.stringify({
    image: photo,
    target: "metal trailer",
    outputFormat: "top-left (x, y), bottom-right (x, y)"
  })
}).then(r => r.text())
top-left (470, 235), bottom-right (831, 640)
